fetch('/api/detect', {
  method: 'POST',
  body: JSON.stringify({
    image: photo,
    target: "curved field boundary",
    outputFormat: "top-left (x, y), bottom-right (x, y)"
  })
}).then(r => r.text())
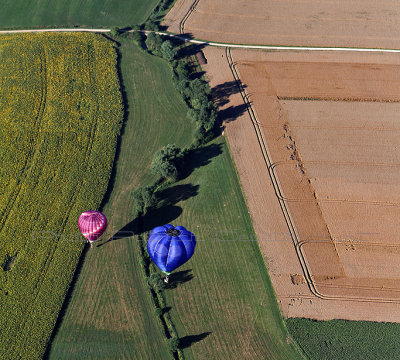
top-left (258, 123), bottom-right (400, 132)
top-left (0, 33), bottom-right (124, 359)
top-left (225, 47), bottom-right (400, 304)
top-left (19, 48), bottom-right (102, 338)
top-left (297, 239), bottom-right (400, 300)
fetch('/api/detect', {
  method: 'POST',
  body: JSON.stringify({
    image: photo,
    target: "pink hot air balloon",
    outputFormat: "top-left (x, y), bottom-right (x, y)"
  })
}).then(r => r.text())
top-left (78, 211), bottom-right (108, 247)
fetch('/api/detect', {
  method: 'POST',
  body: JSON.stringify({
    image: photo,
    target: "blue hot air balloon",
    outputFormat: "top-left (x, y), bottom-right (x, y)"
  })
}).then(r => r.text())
top-left (147, 224), bottom-right (196, 282)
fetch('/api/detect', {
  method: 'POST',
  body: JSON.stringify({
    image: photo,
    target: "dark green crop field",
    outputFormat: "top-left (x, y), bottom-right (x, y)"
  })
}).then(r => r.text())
top-left (287, 318), bottom-right (400, 360)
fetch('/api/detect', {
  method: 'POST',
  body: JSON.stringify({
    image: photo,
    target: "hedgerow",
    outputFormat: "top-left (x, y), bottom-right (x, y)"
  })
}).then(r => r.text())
top-left (143, 33), bottom-right (219, 146)
top-left (0, 33), bottom-right (123, 359)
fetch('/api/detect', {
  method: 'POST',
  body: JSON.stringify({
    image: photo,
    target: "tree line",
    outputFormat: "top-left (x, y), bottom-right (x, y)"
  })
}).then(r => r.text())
top-left (109, 26), bottom-right (219, 358)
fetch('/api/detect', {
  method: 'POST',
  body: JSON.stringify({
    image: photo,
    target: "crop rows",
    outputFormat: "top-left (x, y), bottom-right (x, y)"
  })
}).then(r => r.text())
top-left (0, 33), bottom-right (123, 359)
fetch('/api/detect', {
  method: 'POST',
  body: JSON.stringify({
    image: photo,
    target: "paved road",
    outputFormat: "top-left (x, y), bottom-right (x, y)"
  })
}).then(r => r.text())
top-left (1, 28), bottom-right (400, 53)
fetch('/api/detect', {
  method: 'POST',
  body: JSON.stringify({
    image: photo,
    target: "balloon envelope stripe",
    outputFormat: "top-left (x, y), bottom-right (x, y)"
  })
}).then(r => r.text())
top-left (78, 211), bottom-right (108, 242)
top-left (154, 237), bottom-right (171, 272)
top-left (153, 235), bottom-right (169, 254)
top-left (165, 239), bottom-right (187, 271)
top-left (82, 219), bottom-right (105, 235)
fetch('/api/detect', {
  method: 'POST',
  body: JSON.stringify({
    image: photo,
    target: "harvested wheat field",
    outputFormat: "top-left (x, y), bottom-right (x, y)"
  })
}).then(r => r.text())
top-left (165, 0), bottom-right (400, 48)
top-left (201, 46), bottom-right (400, 322)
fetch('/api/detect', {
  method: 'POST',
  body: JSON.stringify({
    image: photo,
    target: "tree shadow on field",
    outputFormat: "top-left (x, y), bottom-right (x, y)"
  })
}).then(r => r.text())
top-left (164, 269), bottom-right (194, 289)
top-left (100, 144), bottom-right (221, 244)
top-left (140, 183), bottom-right (200, 233)
top-left (100, 183), bottom-right (200, 246)
top-left (218, 103), bottom-right (248, 123)
top-left (99, 205), bottom-right (183, 247)
top-left (212, 80), bottom-right (246, 107)
top-left (156, 183), bottom-right (200, 207)
top-left (142, 205), bottom-right (184, 234)
top-left (179, 332), bottom-right (212, 349)
top-left (162, 306), bottom-right (172, 314)
top-left (177, 32), bottom-right (195, 42)
top-left (179, 143), bottom-right (223, 180)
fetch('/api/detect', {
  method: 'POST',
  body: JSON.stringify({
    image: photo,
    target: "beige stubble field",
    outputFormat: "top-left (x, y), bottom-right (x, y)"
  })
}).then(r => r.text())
top-left (165, 0), bottom-right (400, 48)
top-left (201, 47), bottom-right (400, 321)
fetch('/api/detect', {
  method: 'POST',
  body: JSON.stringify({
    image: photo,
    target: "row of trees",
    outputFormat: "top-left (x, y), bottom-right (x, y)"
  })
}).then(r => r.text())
top-left (145, 32), bottom-right (177, 61)
top-left (109, 22), bottom-right (219, 148)
top-left (128, 32), bottom-right (220, 213)
top-left (134, 196), bottom-right (181, 356)
top-left (130, 143), bottom-right (185, 215)
top-left (145, 33), bottom-right (219, 145)
top-left (144, 0), bottom-right (174, 30)
top-left (127, 27), bottom-right (218, 358)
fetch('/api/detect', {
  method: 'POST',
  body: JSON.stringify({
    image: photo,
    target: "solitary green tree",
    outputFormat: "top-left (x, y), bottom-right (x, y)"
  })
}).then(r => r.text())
top-left (130, 185), bottom-right (156, 214)
top-left (161, 40), bottom-right (177, 61)
top-left (151, 144), bottom-right (183, 180)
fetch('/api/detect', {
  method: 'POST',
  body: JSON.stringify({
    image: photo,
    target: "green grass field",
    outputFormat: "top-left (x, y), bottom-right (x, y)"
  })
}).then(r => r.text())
top-left (47, 39), bottom-right (194, 359)
top-left (0, 33), bottom-right (123, 359)
top-left (0, 0), bottom-right (159, 29)
top-left (287, 318), bottom-right (400, 360)
top-left (48, 39), bottom-right (303, 359)
top-left (146, 137), bottom-right (303, 360)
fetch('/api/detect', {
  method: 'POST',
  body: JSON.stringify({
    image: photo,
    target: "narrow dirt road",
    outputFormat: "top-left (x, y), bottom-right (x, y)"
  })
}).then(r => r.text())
top-left (1, 28), bottom-right (400, 53)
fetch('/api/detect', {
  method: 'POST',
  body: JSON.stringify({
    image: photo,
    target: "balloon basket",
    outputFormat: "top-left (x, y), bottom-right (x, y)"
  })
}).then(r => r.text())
top-left (163, 272), bottom-right (171, 283)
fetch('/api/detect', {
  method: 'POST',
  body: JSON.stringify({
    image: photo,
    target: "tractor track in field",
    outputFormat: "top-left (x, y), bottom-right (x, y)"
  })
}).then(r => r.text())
top-left (268, 160), bottom-right (400, 206)
top-left (0, 49), bottom-right (48, 235)
top-left (179, 0), bottom-right (201, 34)
top-left (224, 47), bottom-right (323, 301)
top-left (18, 48), bottom-right (100, 344)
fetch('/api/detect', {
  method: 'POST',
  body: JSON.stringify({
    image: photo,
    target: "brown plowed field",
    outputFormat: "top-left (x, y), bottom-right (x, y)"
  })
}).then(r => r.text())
top-left (201, 46), bottom-right (400, 321)
top-left (165, 0), bottom-right (400, 48)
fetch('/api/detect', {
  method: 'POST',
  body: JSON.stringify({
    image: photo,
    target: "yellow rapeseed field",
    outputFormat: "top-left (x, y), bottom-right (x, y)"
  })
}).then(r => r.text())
top-left (0, 33), bottom-right (123, 359)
